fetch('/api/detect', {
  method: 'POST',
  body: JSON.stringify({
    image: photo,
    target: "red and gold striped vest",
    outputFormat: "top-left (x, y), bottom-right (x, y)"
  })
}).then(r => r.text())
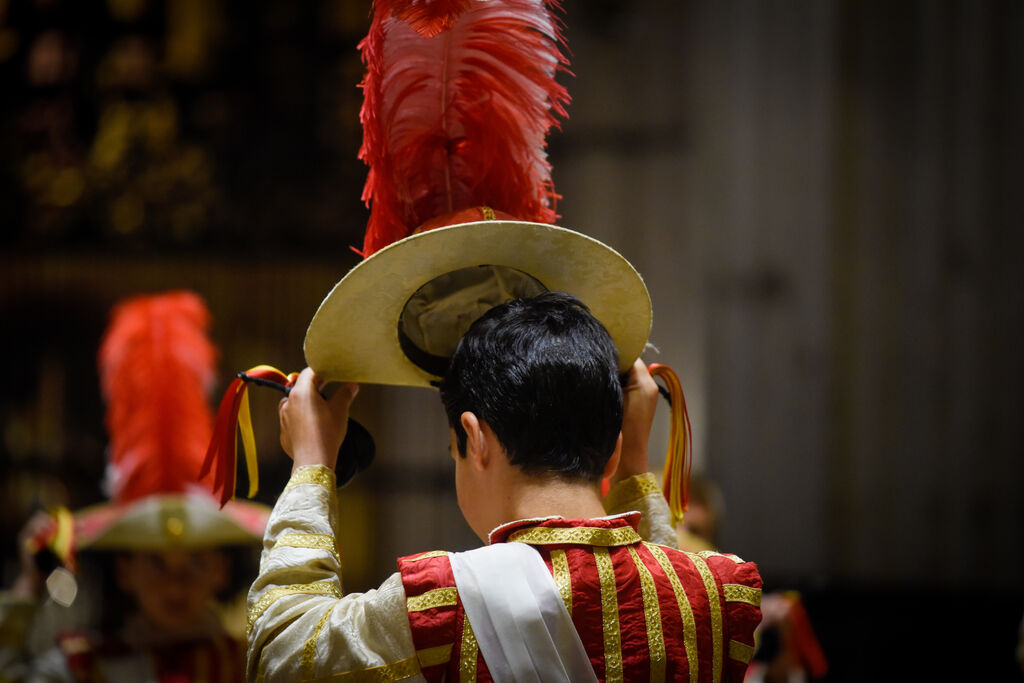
top-left (397, 513), bottom-right (761, 682)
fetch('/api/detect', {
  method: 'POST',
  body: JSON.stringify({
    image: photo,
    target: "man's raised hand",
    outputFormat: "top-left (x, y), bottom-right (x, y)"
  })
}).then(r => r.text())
top-left (614, 358), bottom-right (659, 484)
top-left (279, 367), bottom-right (359, 471)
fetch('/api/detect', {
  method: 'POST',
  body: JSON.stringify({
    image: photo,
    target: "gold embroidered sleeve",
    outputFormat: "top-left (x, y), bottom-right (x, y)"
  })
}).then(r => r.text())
top-left (248, 461), bottom-right (419, 681)
top-left (603, 472), bottom-right (677, 548)
top-left (603, 472), bottom-right (662, 512)
top-left (287, 465), bottom-right (337, 491)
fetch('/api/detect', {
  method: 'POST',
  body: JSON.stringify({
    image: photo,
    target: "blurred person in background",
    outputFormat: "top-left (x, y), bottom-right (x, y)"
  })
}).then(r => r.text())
top-left (676, 472), bottom-right (724, 554)
top-left (675, 472), bottom-right (826, 683)
top-left (0, 291), bottom-right (268, 682)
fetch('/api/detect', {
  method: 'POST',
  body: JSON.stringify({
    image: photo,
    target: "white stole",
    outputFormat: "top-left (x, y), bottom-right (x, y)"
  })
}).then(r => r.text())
top-left (448, 542), bottom-right (599, 683)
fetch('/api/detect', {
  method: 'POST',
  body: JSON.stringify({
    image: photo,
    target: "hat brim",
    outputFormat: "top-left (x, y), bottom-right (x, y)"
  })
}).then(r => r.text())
top-left (304, 220), bottom-right (651, 387)
top-left (75, 495), bottom-right (269, 551)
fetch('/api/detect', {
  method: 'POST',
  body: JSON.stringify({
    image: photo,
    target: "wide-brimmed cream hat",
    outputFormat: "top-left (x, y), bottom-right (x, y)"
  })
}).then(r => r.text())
top-left (304, 4), bottom-right (652, 387)
top-left (304, 218), bottom-right (651, 388)
top-left (74, 495), bottom-right (269, 551)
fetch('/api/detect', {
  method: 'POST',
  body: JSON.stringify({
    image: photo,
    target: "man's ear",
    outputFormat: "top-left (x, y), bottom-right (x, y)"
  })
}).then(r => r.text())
top-left (460, 411), bottom-right (490, 471)
top-left (601, 432), bottom-right (623, 481)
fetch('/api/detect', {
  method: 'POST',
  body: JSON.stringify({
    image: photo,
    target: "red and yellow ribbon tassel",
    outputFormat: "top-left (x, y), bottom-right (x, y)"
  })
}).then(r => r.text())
top-left (200, 365), bottom-right (297, 506)
top-left (24, 506), bottom-right (77, 574)
top-left (648, 363), bottom-right (693, 526)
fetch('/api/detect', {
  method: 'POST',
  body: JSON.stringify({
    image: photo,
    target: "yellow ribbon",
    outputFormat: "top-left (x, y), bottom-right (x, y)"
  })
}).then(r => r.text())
top-left (237, 387), bottom-right (259, 498)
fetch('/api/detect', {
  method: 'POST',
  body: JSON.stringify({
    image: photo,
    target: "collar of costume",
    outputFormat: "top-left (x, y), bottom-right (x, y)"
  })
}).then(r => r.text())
top-left (488, 511), bottom-right (643, 546)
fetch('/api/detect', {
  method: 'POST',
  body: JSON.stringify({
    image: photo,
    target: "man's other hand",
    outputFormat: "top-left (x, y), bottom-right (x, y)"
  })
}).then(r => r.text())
top-left (614, 358), bottom-right (659, 483)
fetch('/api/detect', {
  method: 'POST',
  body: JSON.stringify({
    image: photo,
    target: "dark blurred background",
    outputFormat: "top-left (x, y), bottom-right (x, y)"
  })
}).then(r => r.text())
top-left (1, 1), bottom-right (1022, 680)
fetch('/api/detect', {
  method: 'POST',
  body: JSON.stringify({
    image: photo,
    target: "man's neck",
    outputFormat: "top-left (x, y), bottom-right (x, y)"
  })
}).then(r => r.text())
top-left (502, 475), bottom-right (607, 526)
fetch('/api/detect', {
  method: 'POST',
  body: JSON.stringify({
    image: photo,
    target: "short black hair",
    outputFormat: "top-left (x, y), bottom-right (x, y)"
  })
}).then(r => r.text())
top-left (439, 291), bottom-right (623, 482)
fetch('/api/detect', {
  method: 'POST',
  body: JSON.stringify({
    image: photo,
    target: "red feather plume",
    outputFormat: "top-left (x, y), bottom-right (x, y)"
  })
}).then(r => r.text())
top-left (359, 0), bottom-right (571, 255)
top-left (98, 291), bottom-right (217, 504)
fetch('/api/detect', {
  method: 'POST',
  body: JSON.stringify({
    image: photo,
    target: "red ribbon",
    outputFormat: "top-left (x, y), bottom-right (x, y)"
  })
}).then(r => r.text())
top-left (200, 366), bottom-right (297, 506)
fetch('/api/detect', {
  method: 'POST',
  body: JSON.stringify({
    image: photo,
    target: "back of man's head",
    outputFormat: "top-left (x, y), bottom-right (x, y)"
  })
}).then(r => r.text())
top-left (439, 291), bottom-right (623, 482)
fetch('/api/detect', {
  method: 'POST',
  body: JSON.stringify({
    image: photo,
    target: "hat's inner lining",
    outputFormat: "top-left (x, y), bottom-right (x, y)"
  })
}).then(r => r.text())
top-left (398, 264), bottom-right (548, 377)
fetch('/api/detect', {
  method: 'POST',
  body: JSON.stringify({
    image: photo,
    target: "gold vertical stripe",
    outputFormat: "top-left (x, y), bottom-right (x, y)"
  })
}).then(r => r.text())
top-left (406, 587), bottom-right (458, 612)
top-left (550, 549), bottom-right (573, 616)
top-left (594, 547), bottom-right (623, 683)
top-left (459, 615), bottom-right (479, 682)
top-left (628, 546), bottom-right (666, 682)
top-left (255, 639), bottom-right (268, 683)
top-left (645, 543), bottom-right (698, 683)
top-left (728, 639), bottom-right (755, 664)
top-left (687, 552), bottom-right (723, 683)
top-left (302, 602), bottom-right (338, 678)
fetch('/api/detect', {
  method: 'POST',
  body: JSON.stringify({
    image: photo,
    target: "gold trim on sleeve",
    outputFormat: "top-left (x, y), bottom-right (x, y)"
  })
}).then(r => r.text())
top-left (276, 533), bottom-right (342, 567)
top-left (594, 547), bottom-right (623, 683)
top-left (406, 550), bottom-right (449, 562)
top-left (459, 616), bottom-right (479, 682)
top-left (628, 546), bottom-right (666, 681)
top-left (728, 639), bottom-right (755, 665)
top-left (723, 584), bottom-right (761, 607)
top-left (687, 552), bottom-right (723, 683)
top-left (508, 525), bottom-right (642, 547)
top-left (287, 466), bottom-right (337, 491)
top-left (248, 582), bottom-right (340, 636)
top-left (302, 602), bottom-right (338, 678)
top-left (406, 587), bottom-right (458, 613)
top-left (645, 543), bottom-right (698, 683)
top-left (603, 472), bottom-right (662, 513)
top-left (550, 549), bottom-right (573, 616)
top-left (302, 656), bottom-right (420, 682)
top-left (416, 643), bottom-right (452, 669)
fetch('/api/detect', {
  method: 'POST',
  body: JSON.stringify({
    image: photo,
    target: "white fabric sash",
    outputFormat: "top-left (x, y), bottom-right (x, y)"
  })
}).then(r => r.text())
top-left (448, 542), bottom-right (598, 683)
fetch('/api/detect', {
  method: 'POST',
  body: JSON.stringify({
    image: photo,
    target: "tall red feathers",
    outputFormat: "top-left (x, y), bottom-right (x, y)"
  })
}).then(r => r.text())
top-left (98, 291), bottom-right (217, 504)
top-left (359, 0), bottom-right (571, 255)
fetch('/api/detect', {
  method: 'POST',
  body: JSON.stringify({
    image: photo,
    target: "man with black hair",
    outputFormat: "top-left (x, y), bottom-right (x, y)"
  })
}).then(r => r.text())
top-left (248, 292), bottom-right (762, 682)
top-left (441, 292), bottom-right (623, 483)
